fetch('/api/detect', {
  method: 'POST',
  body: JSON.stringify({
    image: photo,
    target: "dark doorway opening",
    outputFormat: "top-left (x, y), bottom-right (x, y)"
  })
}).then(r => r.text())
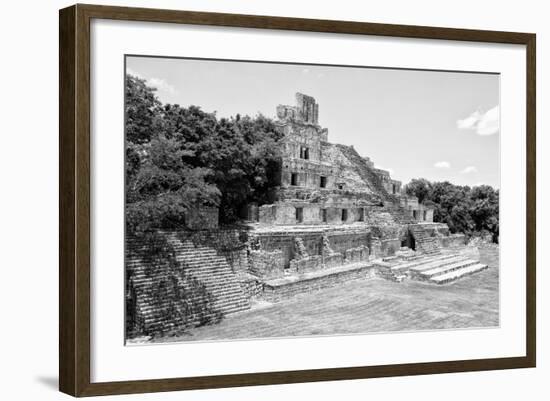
top-left (296, 207), bottom-right (303, 223)
top-left (341, 209), bottom-right (348, 222)
top-left (321, 208), bottom-right (327, 223)
top-left (401, 229), bottom-right (416, 250)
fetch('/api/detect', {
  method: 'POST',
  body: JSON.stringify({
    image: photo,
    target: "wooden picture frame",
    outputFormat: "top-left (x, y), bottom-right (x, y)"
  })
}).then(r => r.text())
top-left (59, 3), bottom-right (536, 397)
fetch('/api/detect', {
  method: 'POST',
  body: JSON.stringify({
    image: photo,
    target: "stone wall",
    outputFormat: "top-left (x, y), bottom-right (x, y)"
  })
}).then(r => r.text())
top-left (254, 228), bottom-right (372, 269)
top-left (239, 274), bottom-right (264, 299)
top-left (259, 201), bottom-right (372, 226)
top-left (296, 92), bottom-right (319, 124)
top-left (289, 255), bottom-right (323, 273)
top-left (344, 245), bottom-right (370, 263)
top-left (323, 252), bottom-right (345, 268)
top-left (399, 197), bottom-right (434, 223)
top-left (421, 222), bottom-right (451, 237)
top-left (327, 231), bottom-right (371, 255)
top-left (380, 238), bottom-right (401, 256)
top-left (263, 264), bottom-right (377, 302)
top-left (249, 250), bottom-right (285, 279)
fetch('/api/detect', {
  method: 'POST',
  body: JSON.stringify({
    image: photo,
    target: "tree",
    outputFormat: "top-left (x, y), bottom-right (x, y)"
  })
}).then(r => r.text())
top-left (125, 77), bottom-right (221, 236)
top-left (405, 178), bottom-right (432, 203)
top-left (124, 74), bottom-right (284, 232)
top-left (125, 75), bottom-right (162, 145)
top-left (470, 185), bottom-right (499, 241)
top-left (404, 178), bottom-right (499, 242)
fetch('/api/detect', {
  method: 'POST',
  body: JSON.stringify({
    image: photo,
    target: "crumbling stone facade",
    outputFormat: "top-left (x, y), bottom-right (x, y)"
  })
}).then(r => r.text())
top-left (258, 92), bottom-right (432, 227)
top-left (246, 93), bottom-right (457, 282)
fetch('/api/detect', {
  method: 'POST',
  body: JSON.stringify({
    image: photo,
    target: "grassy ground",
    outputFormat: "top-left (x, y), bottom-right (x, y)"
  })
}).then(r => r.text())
top-left (153, 245), bottom-right (499, 343)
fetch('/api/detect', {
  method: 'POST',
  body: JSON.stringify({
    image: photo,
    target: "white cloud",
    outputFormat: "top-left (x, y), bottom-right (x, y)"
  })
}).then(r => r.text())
top-left (148, 77), bottom-right (177, 95)
top-left (126, 67), bottom-right (143, 78)
top-left (457, 105), bottom-right (499, 136)
top-left (126, 69), bottom-right (177, 95)
top-left (434, 161), bottom-right (451, 169)
top-left (460, 166), bottom-right (478, 174)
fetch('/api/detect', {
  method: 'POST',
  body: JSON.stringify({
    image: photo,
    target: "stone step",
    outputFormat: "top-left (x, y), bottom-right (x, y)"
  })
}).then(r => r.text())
top-left (182, 284), bottom-right (248, 300)
top-left (191, 284), bottom-right (244, 295)
top-left (191, 285), bottom-right (245, 296)
top-left (404, 251), bottom-right (441, 261)
top-left (430, 263), bottom-right (488, 284)
top-left (177, 253), bottom-right (224, 258)
top-left (212, 295), bottom-right (250, 306)
top-left (212, 296), bottom-right (250, 308)
top-left (409, 255), bottom-right (467, 274)
top-left (131, 269), bottom-right (235, 281)
top-left (176, 249), bottom-right (221, 254)
top-left (210, 287), bottom-right (249, 297)
top-left (419, 259), bottom-right (479, 278)
top-left (212, 294), bottom-right (250, 304)
top-left (188, 271), bottom-right (239, 281)
top-left (180, 261), bottom-right (229, 269)
top-left (392, 256), bottom-right (459, 274)
top-left (390, 253), bottom-right (457, 272)
top-left (135, 294), bottom-right (248, 314)
top-left (182, 260), bottom-right (231, 268)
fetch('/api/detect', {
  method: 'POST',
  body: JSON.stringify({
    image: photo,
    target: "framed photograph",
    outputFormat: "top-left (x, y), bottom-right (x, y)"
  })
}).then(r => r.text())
top-left (59, 4), bottom-right (536, 397)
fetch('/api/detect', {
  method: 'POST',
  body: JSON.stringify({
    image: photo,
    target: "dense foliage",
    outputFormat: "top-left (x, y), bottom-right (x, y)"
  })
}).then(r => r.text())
top-left (405, 178), bottom-right (499, 242)
top-left (125, 75), bottom-right (283, 236)
top-left (125, 75), bottom-right (284, 338)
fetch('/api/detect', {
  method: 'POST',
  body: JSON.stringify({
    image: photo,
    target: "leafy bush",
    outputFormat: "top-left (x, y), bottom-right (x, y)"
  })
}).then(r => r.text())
top-left (405, 178), bottom-right (499, 242)
top-left (125, 75), bottom-right (283, 236)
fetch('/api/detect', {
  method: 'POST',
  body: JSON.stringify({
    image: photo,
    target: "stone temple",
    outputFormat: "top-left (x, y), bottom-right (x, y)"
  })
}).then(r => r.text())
top-left (126, 93), bottom-right (489, 337)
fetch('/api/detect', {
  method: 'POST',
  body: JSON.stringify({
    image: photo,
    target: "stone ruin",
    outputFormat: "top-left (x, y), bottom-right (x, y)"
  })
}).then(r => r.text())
top-left (244, 93), bottom-right (476, 285)
top-left (126, 93), bottom-right (487, 338)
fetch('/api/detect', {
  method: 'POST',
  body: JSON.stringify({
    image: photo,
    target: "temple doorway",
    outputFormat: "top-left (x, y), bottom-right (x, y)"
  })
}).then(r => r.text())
top-left (401, 229), bottom-right (416, 250)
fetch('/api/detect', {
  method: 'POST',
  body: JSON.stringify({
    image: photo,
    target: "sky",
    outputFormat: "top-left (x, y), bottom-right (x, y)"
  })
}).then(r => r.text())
top-left (127, 56), bottom-right (500, 189)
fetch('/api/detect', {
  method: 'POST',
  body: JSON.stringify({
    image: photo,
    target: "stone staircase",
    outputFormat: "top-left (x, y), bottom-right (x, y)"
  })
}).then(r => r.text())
top-left (377, 253), bottom-right (449, 282)
top-left (377, 252), bottom-right (487, 284)
top-left (335, 144), bottom-right (391, 199)
top-left (409, 255), bottom-right (488, 284)
top-left (409, 224), bottom-right (440, 254)
top-left (171, 239), bottom-right (251, 315)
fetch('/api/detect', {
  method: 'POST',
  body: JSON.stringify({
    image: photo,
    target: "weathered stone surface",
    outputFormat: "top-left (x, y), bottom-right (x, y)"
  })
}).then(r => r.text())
top-left (249, 249), bottom-right (285, 279)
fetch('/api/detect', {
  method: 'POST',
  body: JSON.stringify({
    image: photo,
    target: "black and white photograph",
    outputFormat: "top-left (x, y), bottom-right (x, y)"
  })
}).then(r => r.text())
top-left (124, 56), bottom-right (500, 345)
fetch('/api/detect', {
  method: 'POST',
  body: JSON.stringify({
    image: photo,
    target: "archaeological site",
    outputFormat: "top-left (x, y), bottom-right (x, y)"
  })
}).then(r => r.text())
top-left (126, 93), bottom-right (496, 343)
